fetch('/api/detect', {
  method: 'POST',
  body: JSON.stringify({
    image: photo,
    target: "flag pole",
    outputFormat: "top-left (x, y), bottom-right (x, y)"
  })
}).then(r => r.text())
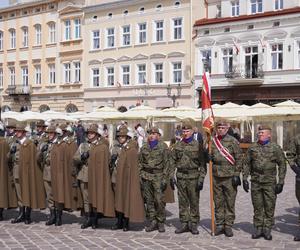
top-left (207, 134), bottom-right (215, 236)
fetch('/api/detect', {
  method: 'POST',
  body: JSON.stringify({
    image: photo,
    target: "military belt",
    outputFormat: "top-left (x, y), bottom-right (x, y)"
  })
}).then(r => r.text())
top-left (142, 168), bottom-right (163, 174)
top-left (252, 169), bottom-right (273, 175)
top-left (177, 168), bottom-right (199, 174)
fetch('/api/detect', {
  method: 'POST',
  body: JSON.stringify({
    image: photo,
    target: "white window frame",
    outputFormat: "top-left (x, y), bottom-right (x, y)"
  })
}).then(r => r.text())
top-left (35, 65), bottom-right (41, 85)
top-left (74, 61), bottom-right (81, 83)
top-left (154, 20), bottom-right (164, 42)
top-left (231, 0), bottom-right (240, 17)
top-left (122, 25), bottom-right (131, 46)
top-left (0, 68), bottom-right (3, 87)
top-left (137, 22), bottom-right (147, 44)
top-left (172, 62), bottom-right (182, 84)
top-left (9, 67), bottom-right (15, 86)
top-left (22, 66), bottom-right (29, 86)
top-left (153, 63), bottom-right (163, 84)
top-left (106, 27), bottom-right (115, 48)
top-left (222, 48), bottom-right (233, 73)
top-left (22, 27), bottom-right (28, 47)
top-left (49, 64), bottom-right (56, 84)
top-left (274, 0), bottom-right (283, 10)
top-left (270, 43), bottom-right (283, 70)
top-left (92, 68), bottom-right (100, 87)
top-left (35, 24), bottom-right (42, 45)
top-left (121, 65), bottom-right (130, 85)
top-left (251, 0), bottom-right (263, 14)
top-left (137, 64), bottom-right (146, 84)
top-left (64, 63), bottom-right (71, 83)
top-left (10, 29), bottom-right (16, 49)
top-left (0, 31), bottom-right (3, 50)
top-left (48, 22), bottom-right (56, 43)
top-left (74, 18), bottom-right (81, 39)
top-left (172, 17), bottom-right (183, 40)
top-left (65, 19), bottom-right (71, 41)
top-left (106, 67), bottom-right (115, 86)
top-left (92, 30), bottom-right (100, 50)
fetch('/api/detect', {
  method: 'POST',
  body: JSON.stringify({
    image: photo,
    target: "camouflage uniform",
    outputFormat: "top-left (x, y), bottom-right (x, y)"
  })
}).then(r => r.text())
top-left (170, 137), bottom-right (206, 227)
top-left (139, 139), bottom-right (169, 225)
top-left (286, 134), bottom-right (300, 241)
top-left (211, 134), bottom-right (243, 229)
top-left (243, 141), bottom-right (286, 230)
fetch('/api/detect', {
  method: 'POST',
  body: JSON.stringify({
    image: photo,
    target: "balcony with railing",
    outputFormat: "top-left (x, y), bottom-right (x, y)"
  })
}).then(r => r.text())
top-left (5, 85), bottom-right (33, 96)
top-left (225, 64), bottom-right (264, 85)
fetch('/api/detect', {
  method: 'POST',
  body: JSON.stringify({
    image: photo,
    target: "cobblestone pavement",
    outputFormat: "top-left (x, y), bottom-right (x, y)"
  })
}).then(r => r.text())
top-left (0, 168), bottom-right (299, 250)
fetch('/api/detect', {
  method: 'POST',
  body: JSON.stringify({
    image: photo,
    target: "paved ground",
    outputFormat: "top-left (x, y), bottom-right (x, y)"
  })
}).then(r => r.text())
top-left (0, 168), bottom-right (299, 250)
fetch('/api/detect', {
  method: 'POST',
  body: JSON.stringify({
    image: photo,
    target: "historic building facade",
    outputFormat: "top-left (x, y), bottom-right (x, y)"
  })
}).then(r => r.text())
top-left (194, 0), bottom-right (300, 105)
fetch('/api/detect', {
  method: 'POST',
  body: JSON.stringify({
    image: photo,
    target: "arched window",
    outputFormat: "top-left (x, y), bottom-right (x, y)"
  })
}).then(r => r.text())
top-left (34, 24), bottom-right (42, 45)
top-left (39, 104), bottom-right (50, 112)
top-left (9, 28), bottom-right (16, 49)
top-left (48, 22), bottom-right (56, 43)
top-left (174, 1), bottom-right (181, 7)
top-left (21, 26), bottom-right (28, 47)
top-left (65, 103), bottom-right (78, 113)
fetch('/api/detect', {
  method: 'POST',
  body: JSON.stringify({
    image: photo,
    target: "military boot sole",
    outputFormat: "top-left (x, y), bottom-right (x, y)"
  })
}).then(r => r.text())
top-left (175, 227), bottom-right (189, 234)
top-left (11, 217), bottom-right (25, 224)
top-left (263, 235), bottom-right (272, 241)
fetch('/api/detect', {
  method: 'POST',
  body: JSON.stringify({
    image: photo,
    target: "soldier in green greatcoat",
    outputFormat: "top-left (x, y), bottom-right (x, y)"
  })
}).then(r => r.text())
top-left (211, 121), bottom-right (243, 237)
top-left (243, 125), bottom-right (286, 240)
top-left (286, 134), bottom-right (300, 241)
top-left (170, 122), bottom-right (206, 235)
top-left (138, 127), bottom-right (169, 233)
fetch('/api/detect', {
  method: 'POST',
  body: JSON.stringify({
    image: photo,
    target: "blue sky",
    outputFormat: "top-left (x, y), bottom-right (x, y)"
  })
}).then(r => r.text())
top-left (0, 0), bottom-right (9, 9)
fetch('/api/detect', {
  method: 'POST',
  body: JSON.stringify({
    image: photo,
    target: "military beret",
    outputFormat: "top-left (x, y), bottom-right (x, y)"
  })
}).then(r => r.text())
top-left (59, 124), bottom-right (68, 131)
top-left (182, 122), bottom-right (193, 130)
top-left (36, 120), bottom-right (47, 127)
top-left (6, 121), bottom-right (16, 128)
top-left (216, 120), bottom-right (228, 127)
top-left (87, 124), bottom-right (99, 134)
top-left (15, 123), bottom-right (27, 131)
top-left (117, 127), bottom-right (129, 137)
top-left (46, 125), bottom-right (57, 133)
top-left (147, 126), bottom-right (161, 135)
top-left (258, 125), bottom-right (272, 131)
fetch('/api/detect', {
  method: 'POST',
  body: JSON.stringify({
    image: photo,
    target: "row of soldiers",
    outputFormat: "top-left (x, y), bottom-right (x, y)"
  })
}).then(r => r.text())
top-left (0, 120), bottom-right (299, 241)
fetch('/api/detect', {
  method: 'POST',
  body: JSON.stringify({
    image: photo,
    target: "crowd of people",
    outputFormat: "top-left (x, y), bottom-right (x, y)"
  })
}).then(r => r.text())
top-left (0, 119), bottom-right (299, 241)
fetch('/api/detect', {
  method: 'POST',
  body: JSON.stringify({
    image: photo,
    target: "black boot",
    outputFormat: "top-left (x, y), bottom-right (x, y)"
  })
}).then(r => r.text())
top-left (24, 207), bottom-right (32, 225)
top-left (0, 208), bottom-right (3, 221)
top-left (190, 223), bottom-right (199, 235)
top-left (55, 208), bottom-right (62, 226)
top-left (11, 206), bottom-right (25, 224)
top-left (81, 212), bottom-right (93, 229)
top-left (175, 223), bottom-right (189, 234)
top-left (145, 220), bottom-right (158, 232)
top-left (263, 228), bottom-right (272, 240)
top-left (215, 225), bottom-right (224, 236)
top-left (91, 212), bottom-right (98, 229)
top-left (45, 209), bottom-right (56, 226)
top-left (252, 227), bottom-right (263, 239)
top-left (123, 217), bottom-right (129, 232)
top-left (111, 212), bottom-right (123, 230)
top-left (224, 226), bottom-right (233, 237)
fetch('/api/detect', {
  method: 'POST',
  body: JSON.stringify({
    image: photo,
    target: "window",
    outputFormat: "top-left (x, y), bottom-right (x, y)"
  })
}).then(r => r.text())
top-left (107, 67), bottom-right (114, 86)
top-left (122, 65), bottom-right (130, 85)
top-left (122, 25), bottom-right (130, 46)
top-left (0, 68), bottom-right (3, 87)
top-left (201, 50), bottom-right (211, 73)
top-left (123, 10), bottom-right (128, 16)
top-left (173, 18), bottom-right (182, 40)
top-left (216, 5), bottom-right (221, 17)
top-left (74, 62), bottom-right (81, 82)
top-left (137, 64), bottom-right (146, 84)
top-left (107, 28), bottom-right (115, 48)
top-left (9, 67), bottom-right (15, 85)
top-left (154, 63), bottom-right (163, 83)
top-left (231, 1), bottom-right (239, 16)
top-left (64, 63), bottom-right (71, 83)
top-left (0, 31), bottom-right (3, 50)
top-left (245, 46), bottom-right (258, 78)
top-left (156, 4), bottom-right (162, 11)
top-left (35, 24), bottom-right (42, 45)
top-left (92, 30), bottom-right (100, 49)
top-left (48, 22), bottom-right (56, 43)
top-left (35, 65), bottom-right (41, 84)
top-left (273, 21), bottom-right (280, 27)
top-left (138, 23), bottom-right (147, 44)
top-left (22, 27), bottom-right (28, 47)
top-left (74, 19), bottom-right (81, 39)
top-left (92, 68), bottom-right (100, 87)
top-left (22, 67), bottom-right (29, 86)
top-left (65, 103), bottom-right (78, 113)
top-left (298, 42), bottom-right (300, 68)
top-left (224, 27), bottom-right (230, 32)
top-left (65, 20), bottom-right (71, 40)
top-left (251, 0), bottom-right (263, 14)
top-left (271, 44), bottom-right (283, 70)
top-left (49, 64), bottom-right (55, 84)
top-left (222, 48), bottom-right (233, 73)
top-left (108, 13), bottom-right (113, 18)
top-left (175, 1), bottom-right (180, 7)
top-left (155, 20), bottom-right (164, 42)
top-left (248, 24), bottom-right (254, 30)
top-left (10, 29), bottom-right (16, 49)
top-left (173, 62), bottom-right (182, 83)
top-left (139, 7), bottom-right (145, 13)
top-left (275, 0), bottom-right (283, 10)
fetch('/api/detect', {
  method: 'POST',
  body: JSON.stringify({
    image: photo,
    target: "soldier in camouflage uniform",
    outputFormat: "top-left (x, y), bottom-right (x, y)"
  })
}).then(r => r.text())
top-left (211, 121), bottom-right (243, 237)
top-left (243, 125), bottom-right (286, 240)
top-left (285, 134), bottom-right (300, 241)
top-left (170, 122), bottom-right (206, 235)
top-left (138, 127), bottom-right (169, 233)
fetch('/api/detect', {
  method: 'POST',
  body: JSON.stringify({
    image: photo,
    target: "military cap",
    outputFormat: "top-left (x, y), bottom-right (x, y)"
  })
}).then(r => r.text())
top-left (46, 125), bottom-right (57, 133)
top-left (182, 122), bottom-right (193, 130)
top-left (147, 126), bottom-right (161, 135)
top-left (87, 124), bottom-right (99, 134)
top-left (258, 124), bottom-right (272, 131)
top-left (59, 124), bottom-right (68, 131)
top-left (15, 123), bottom-right (27, 131)
top-left (6, 121), bottom-right (16, 128)
top-left (216, 120), bottom-right (228, 127)
top-left (117, 127), bottom-right (129, 137)
top-left (36, 120), bottom-right (47, 127)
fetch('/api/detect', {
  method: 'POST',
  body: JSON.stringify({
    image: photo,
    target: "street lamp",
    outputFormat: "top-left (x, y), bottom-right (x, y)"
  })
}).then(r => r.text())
top-left (167, 83), bottom-right (182, 107)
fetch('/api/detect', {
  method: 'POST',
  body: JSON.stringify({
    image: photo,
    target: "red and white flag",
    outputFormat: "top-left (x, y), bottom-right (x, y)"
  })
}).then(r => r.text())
top-left (201, 72), bottom-right (214, 134)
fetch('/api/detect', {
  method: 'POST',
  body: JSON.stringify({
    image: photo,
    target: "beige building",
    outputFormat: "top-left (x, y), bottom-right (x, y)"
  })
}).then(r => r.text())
top-left (83, 0), bottom-right (205, 111)
top-left (0, 0), bottom-right (84, 112)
